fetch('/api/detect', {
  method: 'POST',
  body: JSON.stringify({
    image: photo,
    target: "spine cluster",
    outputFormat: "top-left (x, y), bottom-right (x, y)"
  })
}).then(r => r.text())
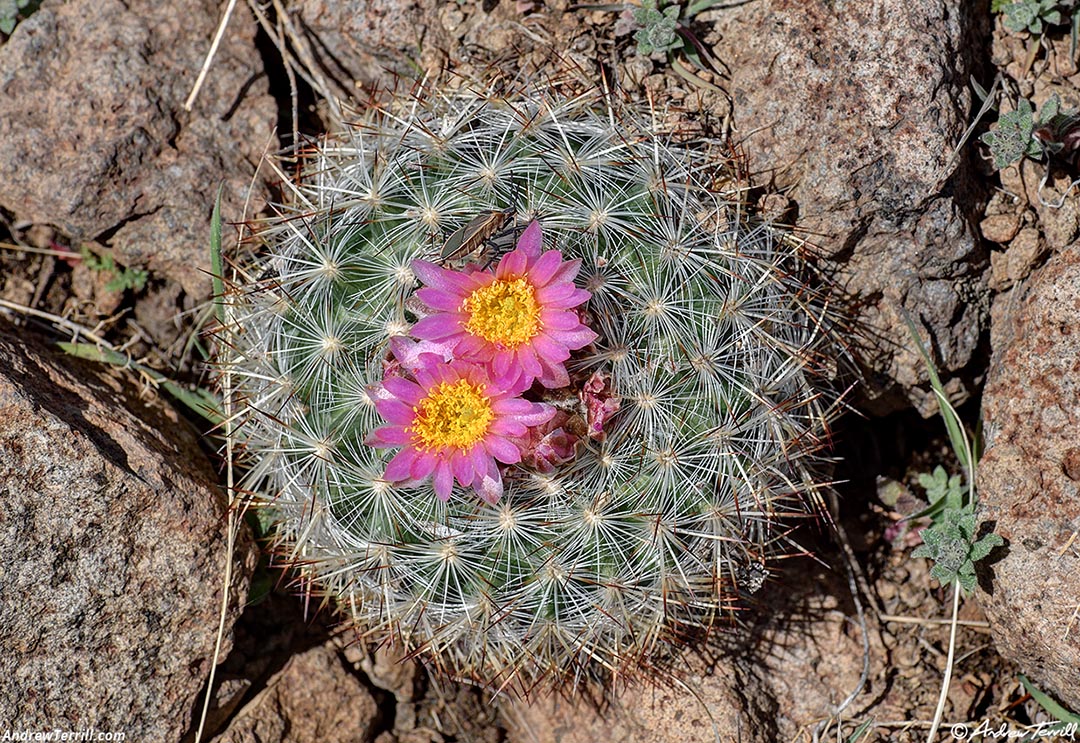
top-left (228, 82), bottom-right (837, 692)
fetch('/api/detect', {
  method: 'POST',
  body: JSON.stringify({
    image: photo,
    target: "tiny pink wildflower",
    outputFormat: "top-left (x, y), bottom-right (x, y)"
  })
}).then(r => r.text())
top-left (410, 220), bottom-right (597, 390)
top-left (366, 353), bottom-right (555, 504)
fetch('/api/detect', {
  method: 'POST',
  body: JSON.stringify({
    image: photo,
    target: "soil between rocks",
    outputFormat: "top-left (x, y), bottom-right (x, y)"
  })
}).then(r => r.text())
top-left (1, 0), bottom-right (1079, 741)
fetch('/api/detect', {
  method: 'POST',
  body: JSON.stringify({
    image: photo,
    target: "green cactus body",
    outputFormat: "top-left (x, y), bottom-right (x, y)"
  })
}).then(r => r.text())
top-left (230, 85), bottom-right (836, 691)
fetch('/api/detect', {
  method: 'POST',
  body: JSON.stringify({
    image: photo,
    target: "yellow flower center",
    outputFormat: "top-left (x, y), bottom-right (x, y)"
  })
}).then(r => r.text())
top-left (463, 277), bottom-right (541, 348)
top-left (409, 379), bottom-right (494, 451)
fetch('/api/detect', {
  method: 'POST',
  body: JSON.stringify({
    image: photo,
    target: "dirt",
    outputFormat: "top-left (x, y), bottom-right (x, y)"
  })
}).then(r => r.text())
top-left (2, 0), bottom-right (1079, 740)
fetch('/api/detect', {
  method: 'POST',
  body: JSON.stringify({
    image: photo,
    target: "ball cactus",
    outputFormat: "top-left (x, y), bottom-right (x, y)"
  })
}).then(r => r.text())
top-left (227, 83), bottom-right (837, 692)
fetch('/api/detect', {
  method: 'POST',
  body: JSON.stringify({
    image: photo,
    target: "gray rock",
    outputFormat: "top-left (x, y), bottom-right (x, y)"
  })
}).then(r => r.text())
top-left (0, 329), bottom-right (255, 740)
top-left (505, 663), bottom-right (776, 743)
top-left (210, 641), bottom-right (380, 743)
top-left (978, 244), bottom-right (1080, 710)
top-left (0, 0), bottom-right (276, 299)
top-left (711, 0), bottom-right (990, 414)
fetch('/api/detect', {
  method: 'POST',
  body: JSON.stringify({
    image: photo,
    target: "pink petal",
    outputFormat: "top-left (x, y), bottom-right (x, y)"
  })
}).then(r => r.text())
top-left (497, 248), bottom-right (528, 278)
top-left (536, 357), bottom-right (570, 389)
top-left (414, 367), bottom-right (436, 389)
top-left (448, 359), bottom-right (485, 382)
top-left (411, 451), bottom-right (438, 480)
top-left (416, 287), bottom-right (465, 311)
top-left (492, 366), bottom-right (527, 394)
top-left (434, 461), bottom-right (454, 500)
top-left (519, 348), bottom-right (542, 379)
top-left (389, 337), bottom-right (455, 373)
top-left (485, 436), bottom-right (522, 464)
top-left (389, 336), bottom-right (417, 363)
top-left (412, 313), bottom-right (464, 340)
top-left (549, 325), bottom-right (598, 349)
top-left (382, 376), bottom-right (425, 406)
top-left (470, 446), bottom-right (491, 477)
top-left (520, 402), bottom-right (557, 427)
top-left (456, 334), bottom-right (490, 358)
top-left (531, 333), bottom-right (571, 362)
top-left (536, 284), bottom-right (590, 308)
top-left (492, 397), bottom-right (539, 415)
top-left (490, 418), bottom-right (528, 437)
top-left (517, 220), bottom-right (542, 258)
top-left (492, 349), bottom-right (513, 378)
top-left (385, 448), bottom-right (419, 481)
top-left (541, 310), bottom-right (583, 331)
top-left (412, 259), bottom-right (479, 294)
top-left (535, 283), bottom-right (574, 302)
top-left (452, 450), bottom-right (476, 484)
top-left (528, 250), bottom-right (564, 287)
top-left (374, 398), bottom-right (415, 425)
top-left (474, 467), bottom-right (504, 505)
top-left (366, 425), bottom-right (411, 447)
top-left (547, 259), bottom-right (581, 285)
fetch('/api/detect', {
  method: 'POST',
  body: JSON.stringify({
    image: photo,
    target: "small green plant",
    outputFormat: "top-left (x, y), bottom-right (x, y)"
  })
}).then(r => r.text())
top-left (575, 0), bottom-right (728, 92)
top-left (982, 98), bottom-right (1044, 169)
top-left (633, 0), bottom-right (682, 55)
top-left (903, 355), bottom-right (1002, 596)
top-left (79, 246), bottom-right (149, 293)
top-left (0, 0), bottom-right (36, 35)
top-left (911, 496), bottom-right (1003, 594)
top-left (981, 95), bottom-right (1080, 170)
top-left (993, 0), bottom-right (1076, 35)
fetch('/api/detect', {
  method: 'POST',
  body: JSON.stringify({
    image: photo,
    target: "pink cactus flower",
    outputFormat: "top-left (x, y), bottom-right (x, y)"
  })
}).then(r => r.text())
top-left (511, 410), bottom-right (578, 474)
top-left (409, 220), bottom-right (597, 390)
top-left (380, 336), bottom-right (455, 379)
top-left (366, 355), bottom-right (555, 504)
top-left (583, 371), bottom-right (620, 441)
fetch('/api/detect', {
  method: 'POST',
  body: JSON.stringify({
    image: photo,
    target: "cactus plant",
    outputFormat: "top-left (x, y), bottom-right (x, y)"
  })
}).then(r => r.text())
top-left (226, 83), bottom-right (838, 692)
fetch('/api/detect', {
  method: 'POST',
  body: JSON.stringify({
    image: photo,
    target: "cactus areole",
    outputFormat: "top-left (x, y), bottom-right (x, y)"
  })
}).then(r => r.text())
top-left (230, 85), bottom-right (836, 692)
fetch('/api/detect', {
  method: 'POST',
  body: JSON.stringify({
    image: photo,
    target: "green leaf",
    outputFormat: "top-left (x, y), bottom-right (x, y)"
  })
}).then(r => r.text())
top-left (845, 720), bottom-right (875, 743)
top-left (969, 533), bottom-right (1004, 562)
top-left (1018, 674), bottom-right (1080, 723)
top-left (982, 98), bottom-right (1043, 169)
top-left (634, 0), bottom-right (683, 56)
top-left (903, 317), bottom-right (974, 485)
top-left (1041, 96), bottom-right (1062, 127)
top-left (918, 468), bottom-right (944, 494)
top-left (957, 572), bottom-right (977, 593)
top-left (685, 0), bottom-right (727, 16)
top-left (56, 341), bottom-right (225, 425)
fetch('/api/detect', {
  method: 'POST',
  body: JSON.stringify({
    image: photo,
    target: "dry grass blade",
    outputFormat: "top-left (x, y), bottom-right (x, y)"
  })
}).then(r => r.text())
top-left (195, 188), bottom-right (239, 743)
top-left (185, 0), bottom-right (240, 111)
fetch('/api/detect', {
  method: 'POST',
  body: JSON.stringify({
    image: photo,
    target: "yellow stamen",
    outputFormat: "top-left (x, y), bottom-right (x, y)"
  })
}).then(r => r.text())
top-left (463, 277), bottom-right (541, 348)
top-left (409, 379), bottom-right (494, 450)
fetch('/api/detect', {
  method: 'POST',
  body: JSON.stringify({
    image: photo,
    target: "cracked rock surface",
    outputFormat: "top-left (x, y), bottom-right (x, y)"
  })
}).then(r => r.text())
top-left (0, 0), bottom-right (276, 299)
top-left (711, 0), bottom-right (990, 414)
top-left (978, 244), bottom-right (1080, 710)
top-left (0, 328), bottom-right (255, 742)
